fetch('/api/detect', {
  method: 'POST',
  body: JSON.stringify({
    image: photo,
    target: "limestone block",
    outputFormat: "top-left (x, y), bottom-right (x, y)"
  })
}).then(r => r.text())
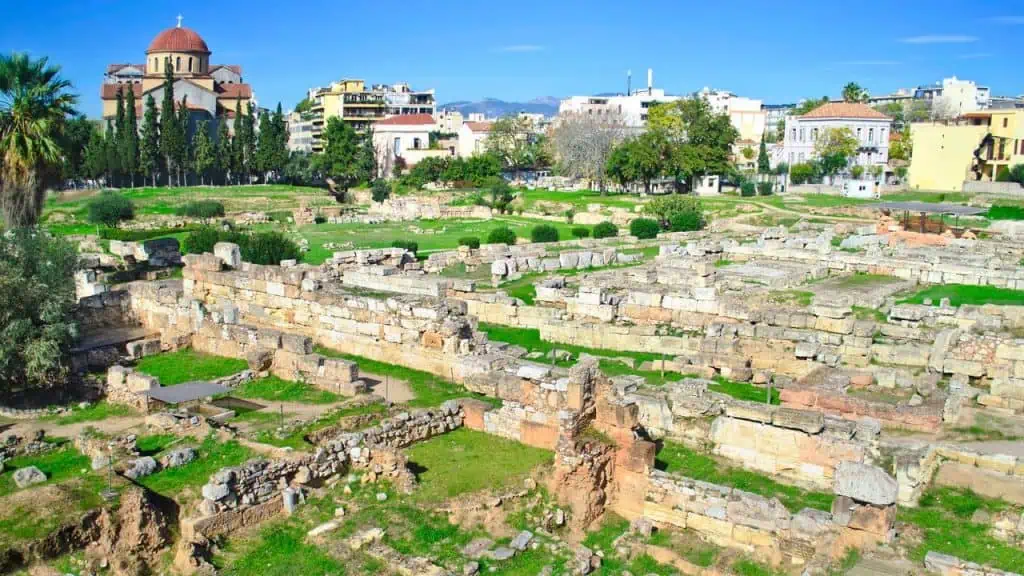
top-left (943, 358), bottom-right (985, 378)
top-left (126, 372), bottom-right (158, 392)
top-left (833, 462), bottom-right (897, 506)
top-left (771, 408), bottom-right (824, 434)
top-left (214, 242), bottom-right (242, 269)
top-left (559, 253), bottom-right (579, 269)
top-left (724, 403), bottom-right (774, 424)
top-left (847, 503), bottom-right (895, 535)
top-left (281, 333), bottom-right (313, 355)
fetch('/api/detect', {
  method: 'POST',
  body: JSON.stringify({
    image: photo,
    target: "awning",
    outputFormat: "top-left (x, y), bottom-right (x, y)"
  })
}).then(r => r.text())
top-left (140, 381), bottom-right (230, 404)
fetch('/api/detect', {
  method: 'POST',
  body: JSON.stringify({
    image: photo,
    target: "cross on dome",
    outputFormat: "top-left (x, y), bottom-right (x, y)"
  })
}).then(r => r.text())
top-left (176, 14), bottom-right (183, 28)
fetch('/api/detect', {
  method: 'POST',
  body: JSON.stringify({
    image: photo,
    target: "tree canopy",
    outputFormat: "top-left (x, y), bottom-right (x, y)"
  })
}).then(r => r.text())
top-left (841, 82), bottom-right (869, 103)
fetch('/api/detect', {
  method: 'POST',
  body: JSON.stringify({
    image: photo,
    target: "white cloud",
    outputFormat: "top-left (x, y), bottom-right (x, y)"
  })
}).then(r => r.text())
top-left (495, 44), bottom-right (545, 53)
top-left (958, 52), bottom-right (993, 60)
top-left (899, 35), bottom-right (978, 44)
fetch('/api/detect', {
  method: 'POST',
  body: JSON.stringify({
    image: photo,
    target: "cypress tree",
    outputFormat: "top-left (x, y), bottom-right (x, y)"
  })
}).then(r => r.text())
top-left (256, 109), bottom-right (273, 178)
top-left (140, 95), bottom-right (160, 187)
top-left (113, 90), bottom-right (126, 186)
top-left (273, 102), bottom-right (289, 177)
top-left (214, 116), bottom-right (232, 185)
top-left (232, 97), bottom-right (244, 183)
top-left (243, 103), bottom-right (257, 183)
top-left (123, 88), bottom-right (140, 187)
top-left (159, 66), bottom-right (179, 185)
top-left (104, 120), bottom-right (118, 186)
top-left (177, 95), bottom-right (191, 186)
top-left (192, 120), bottom-right (215, 186)
top-left (84, 129), bottom-right (107, 181)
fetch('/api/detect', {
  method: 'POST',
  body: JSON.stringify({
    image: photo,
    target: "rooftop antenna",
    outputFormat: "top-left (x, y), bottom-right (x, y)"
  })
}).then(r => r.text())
top-left (176, 14), bottom-right (183, 28)
top-left (627, 69), bottom-right (632, 96)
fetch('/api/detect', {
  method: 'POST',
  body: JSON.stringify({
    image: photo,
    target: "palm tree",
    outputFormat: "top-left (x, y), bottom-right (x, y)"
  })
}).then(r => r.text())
top-left (841, 82), bottom-right (868, 103)
top-left (0, 53), bottom-right (78, 228)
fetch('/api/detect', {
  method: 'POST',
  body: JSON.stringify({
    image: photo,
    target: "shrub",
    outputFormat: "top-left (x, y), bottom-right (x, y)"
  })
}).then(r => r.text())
top-left (183, 227), bottom-right (240, 255)
top-left (313, 214), bottom-right (327, 224)
top-left (487, 227), bottom-right (517, 245)
top-left (592, 221), bottom-right (619, 239)
top-left (790, 162), bottom-right (816, 185)
top-left (175, 200), bottom-right (224, 219)
top-left (996, 166), bottom-right (1012, 182)
top-left (371, 179), bottom-right (391, 203)
top-left (242, 232), bottom-right (301, 265)
top-left (564, 209), bottom-right (575, 223)
top-left (1010, 164), bottom-right (1024, 185)
top-left (0, 230), bottom-right (79, 390)
top-left (86, 191), bottom-right (134, 226)
top-left (740, 182), bottom-right (756, 197)
top-left (571, 226), bottom-right (590, 239)
top-left (668, 210), bottom-right (704, 232)
top-left (757, 181), bottom-right (774, 196)
top-left (100, 226), bottom-right (198, 242)
top-left (458, 236), bottom-right (480, 249)
top-left (530, 224), bottom-right (560, 243)
top-left (392, 240), bottom-right (418, 255)
top-left (630, 218), bottom-right (660, 239)
top-left (850, 165), bottom-right (865, 180)
top-left (645, 195), bottom-right (701, 222)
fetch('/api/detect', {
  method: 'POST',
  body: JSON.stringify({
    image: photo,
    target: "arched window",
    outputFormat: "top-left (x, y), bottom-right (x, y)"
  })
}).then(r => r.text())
top-left (188, 57), bottom-right (193, 72)
top-left (176, 57), bottom-right (181, 72)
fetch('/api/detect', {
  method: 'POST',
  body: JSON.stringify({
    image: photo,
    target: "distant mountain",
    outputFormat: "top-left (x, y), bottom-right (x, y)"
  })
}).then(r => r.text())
top-left (439, 97), bottom-right (559, 118)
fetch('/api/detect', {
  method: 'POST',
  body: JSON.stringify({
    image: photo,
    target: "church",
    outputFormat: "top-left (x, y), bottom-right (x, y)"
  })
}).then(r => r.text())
top-left (101, 18), bottom-right (255, 133)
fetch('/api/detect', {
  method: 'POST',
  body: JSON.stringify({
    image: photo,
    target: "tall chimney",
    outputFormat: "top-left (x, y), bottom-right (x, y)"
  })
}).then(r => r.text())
top-left (627, 69), bottom-right (632, 96)
top-left (647, 68), bottom-right (653, 93)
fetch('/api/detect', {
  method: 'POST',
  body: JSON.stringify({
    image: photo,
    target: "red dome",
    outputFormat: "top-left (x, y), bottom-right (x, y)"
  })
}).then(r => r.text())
top-left (147, 26), bottom-right (210, 54)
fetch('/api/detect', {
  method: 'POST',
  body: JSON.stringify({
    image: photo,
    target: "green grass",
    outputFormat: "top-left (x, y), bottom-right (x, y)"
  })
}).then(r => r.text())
top-left (654, 441), bottom-right (833, 513)
top-left (708, 377), bottom-right (779, 405)
top-left (851, 305), bottom-right (888, 322)
top-left (405, 428), bottom-right (552, 503)
top-left (714, 259), bottom-right (733, 268)
top-left (135, 348), bottom-right (248, 385)
top-left (897, 284), bottom-right (1024, 307)
top-left (0, 446), bottom-right (108, 546)
top-left (882, 190), bottom-right (973, 204)
top-left (767, 290), bottom-right (814, 307)
top-left (233, 375), bottom-right (343, 405)
top-left (315, 347), bottom-right (500, 409)
top-left (582, 514), bottom-right (676, 576)
top-left (515, 188), bottom-right (644, 211)
top-left (42, 401), bottom-right (136, 425)
top-left (900, 487), bottom-right (1024, 572)
top-left (732, 558), bottom-right (787, 576)
top-left (648, 528), bottom-right (721, 567)
top-left (135, 433), bottom-right (179, 456)
top-left (507, 282), bottom-right (537, 305)
top-left (137, 435), bottom-right (253, 498)
top-left (299, 215), bottom-right (583, 265)
top-left (477, 322), bottom-right (665, 365)
top-left (219, 522), bottom-right (347, 576)
top-left (987, 204), bottom-right (1024, 220)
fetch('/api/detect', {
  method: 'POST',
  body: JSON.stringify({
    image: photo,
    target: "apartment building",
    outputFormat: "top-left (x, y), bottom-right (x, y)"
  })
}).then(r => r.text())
top-left (910, 109), bottom-right (1024, 191)
top-left (374, 82), bottom-right (435, 116)
top-left (305, 79), bottom-right (436, 152)
top-left (915, 76), bottom-right (991, 116)
top-left (783, 102), bottom-right (892, 168)
top-left (286, 111), bottom-right (315, 154)
top-left (559, 69), bottom-right (680, 128)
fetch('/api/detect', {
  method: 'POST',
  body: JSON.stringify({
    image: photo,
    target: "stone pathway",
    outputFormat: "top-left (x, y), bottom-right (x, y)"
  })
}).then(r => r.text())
top-left (848, 557), bottom-right (919, 576)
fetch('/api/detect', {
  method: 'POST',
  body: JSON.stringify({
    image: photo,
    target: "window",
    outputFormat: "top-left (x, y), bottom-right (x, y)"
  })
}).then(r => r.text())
top-left (176, 57), bottom-right (181, 71)
top-left (856, 127), bottom-right (862, 140)
top-left (799, 128), bottom-right (805, 142)
top-left (811, 128), bottom-right (818, 141)
top-left (791, 128), bottom-right (796, 141)
top-left (799, 153), bottom-right (805, 162)
top-left (868, 128), bottom-right (874, 144)
top-left (881, 128), bottom-right (886, 142)
top-left (1004, 118), bottom-right (1009, 128)
top-left (188, 57), bottom-right (193, 72)
top-left (413, 137), bottom-right (422, 149)
top-left (393, 137), bottom-right (401, 155)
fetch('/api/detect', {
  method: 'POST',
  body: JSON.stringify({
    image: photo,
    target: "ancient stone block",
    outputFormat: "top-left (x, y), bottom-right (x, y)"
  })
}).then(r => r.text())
top-left (214, 242), bottom-right (242, 269)
top-left (771, 408), bottom-right (824, 434)
top-left (833, 462), bottom-right (897, 506)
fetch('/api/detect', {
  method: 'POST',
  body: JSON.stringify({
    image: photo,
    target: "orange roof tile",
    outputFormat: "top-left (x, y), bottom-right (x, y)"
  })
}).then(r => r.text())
top-left (465, 121), bottom-right (493, 132)
top-left (376, 113), bottom-right (436, 126)
top-left (801, 102), bottom-right (890, 120)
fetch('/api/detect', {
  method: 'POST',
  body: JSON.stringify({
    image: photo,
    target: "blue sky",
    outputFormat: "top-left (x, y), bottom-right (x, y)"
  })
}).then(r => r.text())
top-left (3, 0), bottom-right (1023, 118)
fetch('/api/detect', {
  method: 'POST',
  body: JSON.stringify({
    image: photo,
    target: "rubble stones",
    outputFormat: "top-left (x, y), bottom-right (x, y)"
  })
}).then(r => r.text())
top-left (124, 457), bottom-right (159, 480)
top-left (162, 447), bottom-right (197, 469)
top-left (12, 466), bottom-right (46, 488)
top-left (510, 530), bottom-right (533, 551)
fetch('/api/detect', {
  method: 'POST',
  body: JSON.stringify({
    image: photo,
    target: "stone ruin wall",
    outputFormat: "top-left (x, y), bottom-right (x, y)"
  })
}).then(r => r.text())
top-left (176, 250), bottom-right (488, 384)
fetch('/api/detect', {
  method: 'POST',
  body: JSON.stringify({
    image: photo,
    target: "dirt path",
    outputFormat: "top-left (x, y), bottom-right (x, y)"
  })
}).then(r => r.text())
top-left (359, 372), bottom-right (416, 404)
top-left (7, 415), bottom-right (148, 439)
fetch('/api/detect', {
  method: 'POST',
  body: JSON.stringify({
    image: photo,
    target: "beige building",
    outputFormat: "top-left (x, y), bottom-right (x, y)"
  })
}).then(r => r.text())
top-left (101, 18), bottom-right (254, 133)
top-left (909, 110), bottom-right (1024, 191)
top-left (457, 121), bottom-right (492, 158)
top-left (435, 109), bottom-right (463, 134)
top-left (307, 79), bottom-right (385, 152)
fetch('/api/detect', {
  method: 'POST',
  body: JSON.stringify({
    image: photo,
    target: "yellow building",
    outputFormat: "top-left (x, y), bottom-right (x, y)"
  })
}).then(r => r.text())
top-left (909, 110), bottom-right (1024, 191)
top-left (308, 79), bottom-right (386, 152)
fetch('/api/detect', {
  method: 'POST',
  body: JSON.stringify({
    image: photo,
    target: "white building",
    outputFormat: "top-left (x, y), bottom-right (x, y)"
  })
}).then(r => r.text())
top-left (915, 77), bottom-right (991, 116)
top-left (286, 111), bottom-right (315, 154)
top-left (373, 82), bottom-right (435, 116)
top-left (457, 121), bottom-right (492, 158)
top-left (783, 102), bottom-right (892, 168)
top-left (558, 69), bottom-right (681, 128)
top-left (372, 113), bottom-right (450, 177)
